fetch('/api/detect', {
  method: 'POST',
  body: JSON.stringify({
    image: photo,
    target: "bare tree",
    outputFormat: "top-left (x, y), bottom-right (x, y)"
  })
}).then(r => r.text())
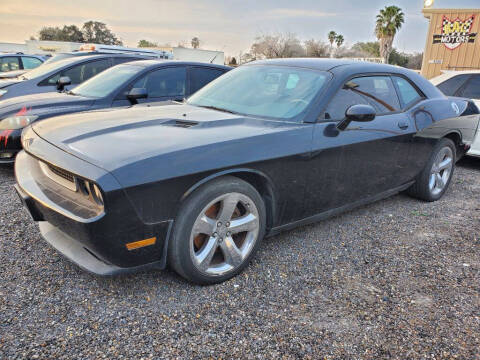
top-left (191, 37), bottom-right (200, 49)
top-left (304, 39), bottom-right (329, 57)
top-left (248, 33), bottom-right (305, 59)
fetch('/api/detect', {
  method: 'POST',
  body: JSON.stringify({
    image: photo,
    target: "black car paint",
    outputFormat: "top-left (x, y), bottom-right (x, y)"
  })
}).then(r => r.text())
top-left (15, 59), bottom-right (480, 273)
top-left (0, 61), bottom-right (230, 162)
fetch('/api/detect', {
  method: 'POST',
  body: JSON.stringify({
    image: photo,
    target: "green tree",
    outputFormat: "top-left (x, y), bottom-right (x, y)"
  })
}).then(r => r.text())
top-left (59, 25), bottom-right (84, 42)
top-left (335, 34), bottom-right (344, 48)
top-left (352, 41), bottom-right (380, 57)
top-left (327, 30), bottom-right (337, 57)
top-left (375, 5), bottom-right (405, 64)
top-left (388, 48), bottom-right (408, 67)
top-left (38, 26), bottom-right (64, 41)
top-left (138, 39), bottom-right (158, 48)
top-left (82, 21), bottom-right (122, 45)
top-left (229, 57), bottom-right (237, 65)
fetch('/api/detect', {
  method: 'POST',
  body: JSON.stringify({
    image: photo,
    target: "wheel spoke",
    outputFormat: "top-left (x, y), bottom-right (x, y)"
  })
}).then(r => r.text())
top-left (438, 157), bottom-right (452, 171)
top-left (193, 215), bottom-right (216, 236)
top-left (220, 236), bottom-right (243, 267)
top-left (218, 194), bottom-right (239, 222)
top-left (435, 173), bottom-right (445, 189)
top-left (228, 213), bottom-right (257, 234)
top-left (196, 236), bottom-right (218, 270)
top-left (429, 173), bottom-right (436, 190)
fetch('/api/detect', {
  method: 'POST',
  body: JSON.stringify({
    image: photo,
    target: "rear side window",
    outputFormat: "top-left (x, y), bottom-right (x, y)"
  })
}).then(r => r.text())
top-left (436, 74), bottom-right (471, 96)
top-left (133, 66), bottom-right (186, 98)
top-left (458, 75), bottom-right (480, 99)
top-left (324, 75), bottom-right (400, 120)
top-left (189, 67), bottom-right (225, 95)
top-left (392, 76), bottom-right (423, 108)
top-left (21, 57), bottom-right (43, 69)
top-left (1, 57), bottom-right (20, 72)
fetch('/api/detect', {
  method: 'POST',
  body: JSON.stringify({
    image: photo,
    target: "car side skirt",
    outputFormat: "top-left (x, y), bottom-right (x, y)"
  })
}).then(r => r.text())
top-left (267, 181), bottom-right (414, 237)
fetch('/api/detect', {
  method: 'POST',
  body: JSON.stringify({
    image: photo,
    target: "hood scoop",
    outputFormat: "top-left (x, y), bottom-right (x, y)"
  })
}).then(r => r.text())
top-left (162, 119), bottom-right (199, 128)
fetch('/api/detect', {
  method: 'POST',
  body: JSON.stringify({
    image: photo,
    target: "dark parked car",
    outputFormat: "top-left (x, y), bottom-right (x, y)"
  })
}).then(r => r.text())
top-left (0, 54), bottom-right (151, 101)
top-left (15, 59), bottom-right (479, 284)
top-left (0, 61), bottom-right (230, 162)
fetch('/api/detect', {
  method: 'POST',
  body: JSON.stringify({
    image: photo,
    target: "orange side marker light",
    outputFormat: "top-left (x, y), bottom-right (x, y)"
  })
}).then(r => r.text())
top-left (126, 237), bottom-right (157, 251)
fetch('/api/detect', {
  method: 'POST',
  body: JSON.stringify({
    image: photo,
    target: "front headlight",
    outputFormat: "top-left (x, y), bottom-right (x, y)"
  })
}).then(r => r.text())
top-left (0, 115), bottom-right (38, 130)
top-left (0, 89), bottom-right (7, 98)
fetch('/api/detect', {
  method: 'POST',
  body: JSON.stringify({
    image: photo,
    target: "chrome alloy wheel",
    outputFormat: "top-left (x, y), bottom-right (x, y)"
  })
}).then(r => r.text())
top-left (429, 146), bottom-right (453, 196)
top-left (189, 192), bottom-right (260, 276)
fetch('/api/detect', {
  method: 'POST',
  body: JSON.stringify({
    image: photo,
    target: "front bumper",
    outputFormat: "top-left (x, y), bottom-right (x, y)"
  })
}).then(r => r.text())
top-left (15, 143), bottom-right (172, 274)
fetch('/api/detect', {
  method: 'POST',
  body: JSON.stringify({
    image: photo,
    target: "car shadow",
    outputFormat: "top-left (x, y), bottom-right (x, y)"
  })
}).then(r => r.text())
top-left (457, 156), bottom-right (480, 170)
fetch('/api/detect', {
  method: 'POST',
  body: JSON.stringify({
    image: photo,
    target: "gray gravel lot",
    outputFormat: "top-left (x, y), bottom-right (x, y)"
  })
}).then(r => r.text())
top-left (0, 159), bottom-right (479, 359)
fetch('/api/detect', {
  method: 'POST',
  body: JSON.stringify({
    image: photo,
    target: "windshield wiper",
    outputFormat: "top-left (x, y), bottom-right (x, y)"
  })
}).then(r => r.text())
top-left (196, 105), bottom-right (237, 114)
top-left (66, 90), bottom-right (77, 96)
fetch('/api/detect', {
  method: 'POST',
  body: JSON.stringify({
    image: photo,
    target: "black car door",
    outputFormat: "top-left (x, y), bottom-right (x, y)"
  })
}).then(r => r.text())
top-left (305, 74), bottom-right (416, 215)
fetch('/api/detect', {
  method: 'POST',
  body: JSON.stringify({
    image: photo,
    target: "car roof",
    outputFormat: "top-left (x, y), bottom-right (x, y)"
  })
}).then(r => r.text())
top-left (0, 53), bottom-right (43, 58)
top-left (430, 70), bottom-right (480, 85)
top-left (121, 59), bottom-right (231, 70)
top-left (248, 58), bottom-right (398, 71)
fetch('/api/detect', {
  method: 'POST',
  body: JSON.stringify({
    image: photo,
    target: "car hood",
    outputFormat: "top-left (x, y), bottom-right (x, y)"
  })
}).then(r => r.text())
top-left (0, 70), bottom-right (27, 79)
top-left (0, 78), bottom-right (22, 89)
top-left (0, 92), bottom-right (95, 119)
top-left (32, 104), bottom-right (308, 184)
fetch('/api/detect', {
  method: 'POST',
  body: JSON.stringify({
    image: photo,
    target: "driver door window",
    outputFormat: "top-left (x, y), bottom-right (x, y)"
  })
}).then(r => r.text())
top-left (1, 57), bottom-right (20, 72)
top-left (43, 59), bottom-right (111, 86)
top-left (131, 66), bottom-right (186, 102)
top-left (324, 76), bottom-right (400, 120)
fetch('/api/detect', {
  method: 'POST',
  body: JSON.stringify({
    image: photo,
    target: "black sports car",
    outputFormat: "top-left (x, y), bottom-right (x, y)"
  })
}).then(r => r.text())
top-left (14, 59), bottom-right (480, 284)
top-left (0, 60), bottom-right (230, 163)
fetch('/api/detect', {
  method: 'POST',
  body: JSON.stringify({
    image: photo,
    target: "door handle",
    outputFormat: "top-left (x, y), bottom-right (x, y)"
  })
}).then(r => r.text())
top-left (397, 121), bottom-right (409, 130)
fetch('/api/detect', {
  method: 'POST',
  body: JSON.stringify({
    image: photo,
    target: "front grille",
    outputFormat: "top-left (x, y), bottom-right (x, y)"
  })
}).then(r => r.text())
top-left (48, 164), bottom-right (75, 184)
top-left (39, 161), bottom-right (77, 192)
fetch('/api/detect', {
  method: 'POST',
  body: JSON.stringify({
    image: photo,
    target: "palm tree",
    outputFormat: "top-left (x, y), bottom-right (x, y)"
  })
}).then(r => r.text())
top-left (375, 6), bottom-right (404, 64)
top-left (335, 34), bottom-right (344, 49)
top-left (327, 31), bottom-right (337, 58)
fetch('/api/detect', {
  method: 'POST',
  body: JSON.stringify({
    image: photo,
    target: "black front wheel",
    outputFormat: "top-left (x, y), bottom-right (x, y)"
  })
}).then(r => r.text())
top-left (168, 176), bottom-right (266, 284)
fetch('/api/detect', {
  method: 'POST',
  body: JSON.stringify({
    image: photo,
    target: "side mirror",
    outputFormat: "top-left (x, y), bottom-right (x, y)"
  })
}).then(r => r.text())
top-left (336, 104), bottom-right (376, 131)
top-left (56, 76), bottom-right (71, 91)
top-left (127, 88), bottom-right (148, 104)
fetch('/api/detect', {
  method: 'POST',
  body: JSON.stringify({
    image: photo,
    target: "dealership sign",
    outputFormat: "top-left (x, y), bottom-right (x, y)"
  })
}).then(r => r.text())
top-left (433, 15), bottom-right (477, 50)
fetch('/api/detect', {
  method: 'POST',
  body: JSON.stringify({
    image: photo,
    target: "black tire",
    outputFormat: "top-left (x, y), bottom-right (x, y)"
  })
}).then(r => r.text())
top-left (168, 176), bottom-right (266, 284)
top-left (407, 138), bottom-right (456, 202)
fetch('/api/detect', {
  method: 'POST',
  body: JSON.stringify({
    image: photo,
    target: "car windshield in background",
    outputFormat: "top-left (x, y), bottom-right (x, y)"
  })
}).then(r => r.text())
top-left (70, 64), bottom-right (141, 98)
top-left (188, 65), bottom-right (329, 120)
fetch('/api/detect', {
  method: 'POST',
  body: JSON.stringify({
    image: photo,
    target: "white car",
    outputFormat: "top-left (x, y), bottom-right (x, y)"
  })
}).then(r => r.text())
top-left (431, 70), bottom-right (480, 157)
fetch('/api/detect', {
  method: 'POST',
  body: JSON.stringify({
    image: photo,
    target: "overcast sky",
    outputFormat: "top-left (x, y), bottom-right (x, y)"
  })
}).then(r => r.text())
top-left (1, 0), bottom-right (479, 56)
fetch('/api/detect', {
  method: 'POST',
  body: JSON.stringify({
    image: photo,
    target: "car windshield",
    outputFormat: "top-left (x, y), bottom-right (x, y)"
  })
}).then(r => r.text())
top-left (22, 57), bottom-right (79, 80)
top-left (70, 64), bottom-right (141, 98)
top-left (188, 65), bottom-right (329, 120)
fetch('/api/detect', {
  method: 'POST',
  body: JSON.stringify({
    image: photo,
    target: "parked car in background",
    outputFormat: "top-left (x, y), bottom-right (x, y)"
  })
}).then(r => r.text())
top-left (0, 61), bottom-right (230, 162)
top-left (43, 44), bottom-right (172, 65)
top-left (14, 59), bottom-right (479, 284)
top-left (0, 54), bottom-right (151, 101)
top-left (0, 53), bottom-right (45, 75)
top-left (431, 70), bottom-right (480, 157)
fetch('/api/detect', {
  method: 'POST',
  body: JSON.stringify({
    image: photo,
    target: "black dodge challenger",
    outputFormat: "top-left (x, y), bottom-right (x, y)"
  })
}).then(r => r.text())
top-left (14, 59), bottom-right (480, 284)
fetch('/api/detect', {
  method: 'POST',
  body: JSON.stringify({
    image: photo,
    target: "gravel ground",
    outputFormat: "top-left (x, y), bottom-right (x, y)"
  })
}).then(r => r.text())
top-left (0, 158), bottom-right (479, 359)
